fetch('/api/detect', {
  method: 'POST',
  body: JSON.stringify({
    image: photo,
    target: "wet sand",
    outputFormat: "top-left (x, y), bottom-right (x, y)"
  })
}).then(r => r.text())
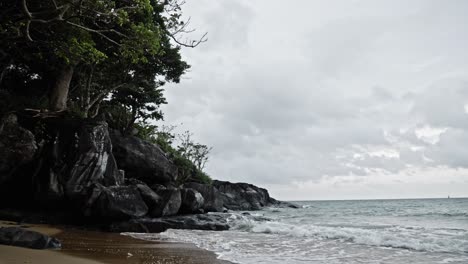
top-left (0, 221), bottom-right (231, 264)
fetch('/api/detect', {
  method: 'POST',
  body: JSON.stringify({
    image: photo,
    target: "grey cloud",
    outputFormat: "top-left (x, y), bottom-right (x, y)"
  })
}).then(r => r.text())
top-left (159, 1), bottom-right (468, 199)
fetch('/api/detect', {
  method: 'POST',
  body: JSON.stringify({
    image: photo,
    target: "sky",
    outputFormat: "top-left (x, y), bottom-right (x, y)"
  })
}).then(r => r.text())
top-left (159, 0), bottom-right (468, 200)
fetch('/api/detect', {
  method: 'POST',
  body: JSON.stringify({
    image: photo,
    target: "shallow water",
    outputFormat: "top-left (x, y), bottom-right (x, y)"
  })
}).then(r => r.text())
top-left (128, 198), bottom-right (468, 264)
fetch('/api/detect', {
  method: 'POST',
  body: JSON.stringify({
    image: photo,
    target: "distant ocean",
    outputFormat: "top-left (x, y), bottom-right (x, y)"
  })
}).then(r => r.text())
top-left (127, 198), bottom-right (468, 264)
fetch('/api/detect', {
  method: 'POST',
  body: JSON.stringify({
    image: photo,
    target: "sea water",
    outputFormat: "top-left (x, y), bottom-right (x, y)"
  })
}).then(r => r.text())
top-left (127, 198), bottom-right (468, 264)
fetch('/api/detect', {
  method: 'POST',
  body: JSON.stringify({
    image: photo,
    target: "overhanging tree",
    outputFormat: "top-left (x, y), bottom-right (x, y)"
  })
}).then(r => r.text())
top-left (0, 0), bottom-right (205, 112)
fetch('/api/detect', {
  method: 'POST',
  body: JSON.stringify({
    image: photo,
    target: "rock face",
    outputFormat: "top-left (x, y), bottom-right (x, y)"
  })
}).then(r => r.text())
top-left (110, 131), bottom-right (178, 186)
top-left (179, 188), bottom-right (204, 214)
top-left (0, 111), bottom-right (295, 230)
top-left (89, 185), bottom-right (148, 219)
top-left (212, 180), bottom-right (274, 211)
top-left (0, 114), bottom-right (37, 186)
top-left (110, 214), bottom-right (229, 233)
top-left (151, 187), bottom-right (182, 217)
top-left (184, 182), bottom-right (224, 212)
top-left (0, 227), bottom-right (61, 249)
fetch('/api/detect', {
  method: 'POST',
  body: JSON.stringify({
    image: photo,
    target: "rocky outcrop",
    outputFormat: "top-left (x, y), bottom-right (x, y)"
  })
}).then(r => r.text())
top-left (0, 112), bottom-right (295, 231)
top-left (212, 180), bottom-right (274, 211)
top-left (110, 214), bottom-right (229, 233)
top-left (151, 187), bottom-right (182, 217)
top-left (179, 188), bottom-right (204, 214)
top-left (0, 114), bottom-right (37, 186)
top-left (0, 227), bottom-right (61, 249)
top-left (184, 182), bottom-right (224, 212)
top-left (88, 185), bottom-right (148, 219)
top-left (110, 131), bottom-right (178, 186)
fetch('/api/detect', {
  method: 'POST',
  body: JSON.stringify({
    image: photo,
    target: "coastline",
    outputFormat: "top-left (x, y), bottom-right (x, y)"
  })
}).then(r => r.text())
top-left (0, 221), bottom-right (232, 264)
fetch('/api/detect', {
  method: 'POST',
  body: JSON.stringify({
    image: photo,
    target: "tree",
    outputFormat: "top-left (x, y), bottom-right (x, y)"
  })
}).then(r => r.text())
top-left (0, 0), bottom-right (205, 112)
top-left (178, 130), bottom-right (213, 171)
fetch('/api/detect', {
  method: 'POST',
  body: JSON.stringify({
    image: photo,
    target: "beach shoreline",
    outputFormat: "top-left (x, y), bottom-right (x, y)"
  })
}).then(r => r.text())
top-left (0, 220), bottom-right (232, 264)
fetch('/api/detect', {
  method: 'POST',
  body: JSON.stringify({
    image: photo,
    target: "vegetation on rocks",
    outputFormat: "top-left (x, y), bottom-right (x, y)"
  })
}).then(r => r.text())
top-left (0, 0), bottom-right (211, 184)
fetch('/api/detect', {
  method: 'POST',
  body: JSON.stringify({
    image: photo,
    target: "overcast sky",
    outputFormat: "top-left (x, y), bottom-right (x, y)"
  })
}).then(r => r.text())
top-left (160, 0), bottom-right (468, 200)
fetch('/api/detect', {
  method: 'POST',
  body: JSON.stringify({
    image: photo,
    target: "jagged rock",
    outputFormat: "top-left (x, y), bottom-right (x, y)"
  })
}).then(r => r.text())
top-left (179, 188), bottom-right (204, 214)
top-left (269, 197), bottom-right (300, 209)
top-left (110, 214), bottom-right (230, 233)
top-left (184, 182), bottom-right (223, 212)
top-left (64, 121), bottom-right (124, 195)
top-left (127, 179), bottom-right (163, 216)
top-left (90, 185), bottom-right (148, 219)
top-left (0, 113), bottom-right (126, 211)
top-left (151, 187), bottom-right (181, 217)
top-left (212, 180), bottom-right (274, 211)
top-left (0, 114), bottom-right (37, 186)
top-left (110, 131), bottom-right (178, 186)
top-left (0, 227), bottom-right (61, 249)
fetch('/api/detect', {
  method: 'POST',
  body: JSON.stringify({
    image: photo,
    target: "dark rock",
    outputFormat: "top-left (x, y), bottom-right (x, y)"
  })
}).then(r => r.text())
top-left (184, 182), bottom-right (223, 212)
top-left (0, 227), bottom-right (61, 249)
top-left (151, 187), bottom-right (181, 217)
top-left (179, 188), bottom-right (204, 214)
top-left (0, 113), bottom-right (126, 213)
top-left (90, 185), bottom-right (148, 219)
top-left (126, 179), bottom-right (164, 217)
top-left (110, 131), bottom-right (178, 186)
top-left (64, 121), bottom-right (124, 197)
top-left (0, 114), bottom-right (37, 186)
top-left (269, 198), bottom-right (300, 209)
top-left (211, 180), bottom-right (272, 211)
top-left (110, 214), bottom-right (229, 233)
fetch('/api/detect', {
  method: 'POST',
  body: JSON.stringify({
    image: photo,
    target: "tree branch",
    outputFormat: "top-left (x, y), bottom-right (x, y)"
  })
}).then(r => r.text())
top-left (66, 21), bottom-right (121, 46)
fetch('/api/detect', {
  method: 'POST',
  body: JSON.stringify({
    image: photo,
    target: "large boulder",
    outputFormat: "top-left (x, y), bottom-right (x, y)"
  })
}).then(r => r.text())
top-left (33, 119), bottom-right (125, 208)
top-left (126, 179), bottom-right (163, 217)
top-left (0, 227), bottom-right (61, 249)
top-left (110, 214), bottom-right (230, 233)
top-left (212, 180), bottom-right (273, 211)
top-left (110, 131), bottom-right (178, 186)
top-left (0, 114), bottom-right (37, 186)
top-left (151, 187), bottom-right (182, 217)
top-left (184, 182), bottom-right (223, 212)
top-left (179, 188), bottom-right (204, 214)
top-left (87, 185), bottom-right (148, 220)
top-left (64, 121), bottom-right (124, 195)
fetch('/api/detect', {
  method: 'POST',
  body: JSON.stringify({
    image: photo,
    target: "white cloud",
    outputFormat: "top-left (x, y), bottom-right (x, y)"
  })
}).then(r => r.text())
top-left (160, 0), bottom-right (468, 200)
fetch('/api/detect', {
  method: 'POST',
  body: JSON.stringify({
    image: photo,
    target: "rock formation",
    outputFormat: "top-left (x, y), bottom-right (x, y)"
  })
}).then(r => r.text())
top-left (0, 111), bottom-right (296, 234)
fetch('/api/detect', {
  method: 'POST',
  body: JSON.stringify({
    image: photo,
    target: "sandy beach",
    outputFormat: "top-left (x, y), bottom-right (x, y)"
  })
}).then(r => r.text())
top-left (0, 221), bottom-right (231, 264)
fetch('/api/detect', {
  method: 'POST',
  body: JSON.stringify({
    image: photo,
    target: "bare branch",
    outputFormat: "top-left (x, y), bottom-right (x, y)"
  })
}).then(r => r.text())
top-left (66, 21), bottom-right (121, 46)
top-left (169, 31), bottom-right (207, 48)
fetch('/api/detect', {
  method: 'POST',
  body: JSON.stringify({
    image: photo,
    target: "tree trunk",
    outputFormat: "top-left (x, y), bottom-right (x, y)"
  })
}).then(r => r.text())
top-left (49, 65), bottom-right (74, 111)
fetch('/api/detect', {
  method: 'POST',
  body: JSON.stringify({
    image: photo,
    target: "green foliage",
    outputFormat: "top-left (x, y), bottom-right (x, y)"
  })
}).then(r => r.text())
top-left (0, 0), bottom-right (190, 116)
top-left (134, 123), bottom-right (213, 185)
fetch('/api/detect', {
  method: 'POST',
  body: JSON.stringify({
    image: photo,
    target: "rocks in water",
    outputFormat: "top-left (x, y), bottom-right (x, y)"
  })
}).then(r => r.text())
top-left (184, 182), bottom-right (224, 212)
top-left (212, 180), bottom-right (273, 211)
top-left (269, 197), bottom-right (300, 209)
top-left (110, 131), bottom-right (178, 186)
top-left (89, 185), bottom-right (148, 220)
top-left (0, 227), bottom-right (61, 249)
top-left (110, 214), bottom-right (229, 233)
top-left (179, 188), bottom-right (204, 214)
top-left (151, 187), bottom-right (182, 217)
top-left (184, 181), bottom-right (296, 212)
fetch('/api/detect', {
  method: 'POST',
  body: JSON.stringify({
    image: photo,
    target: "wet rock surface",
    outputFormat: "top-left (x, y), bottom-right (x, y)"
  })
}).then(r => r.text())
top-left (0, 227), bottom-right (61, 249)
top-left (184, 182), bottom-right (224, 212)
top-left (110, 213), bottom-right (230, 233)
top-left (179, 188), bottom-right (205, 214)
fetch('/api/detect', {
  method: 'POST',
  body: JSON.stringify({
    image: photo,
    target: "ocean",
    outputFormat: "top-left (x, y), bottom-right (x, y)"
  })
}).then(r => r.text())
top-left (126, 198), bottom-right (468, 264)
